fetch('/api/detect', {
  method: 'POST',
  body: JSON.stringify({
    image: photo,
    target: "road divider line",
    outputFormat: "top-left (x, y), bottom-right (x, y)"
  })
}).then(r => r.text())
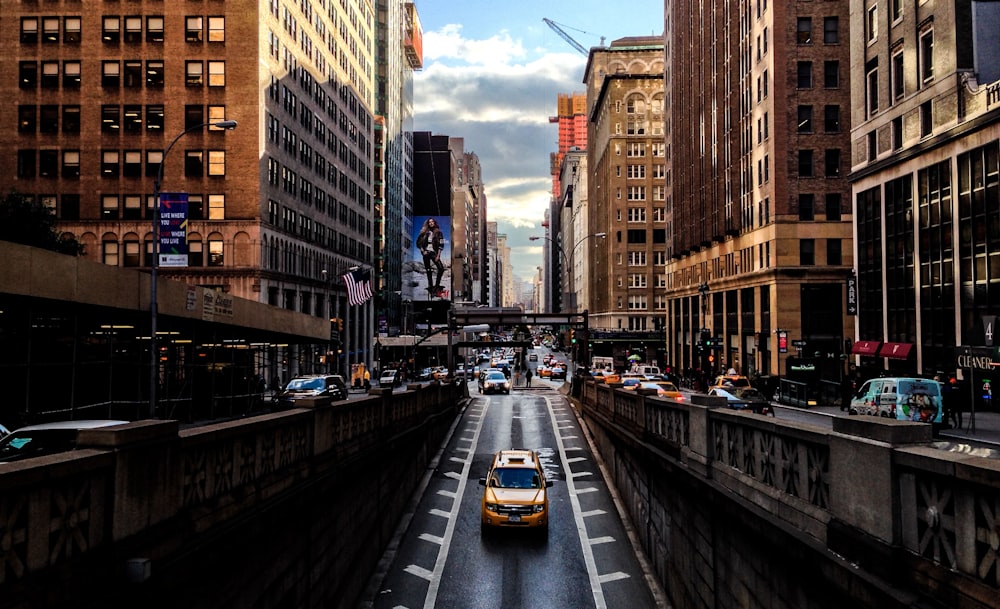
top-left (404, 565), bottom-right (433, 581)
top-left (598, 572), bottom-right (630, 584)
top-left (437, 490), bottom-right (456, 499)
top-left (580, 509), bottom-right (607, 518)
top-left (428, 508), bottom-right (450, 519)
top-left (589, 536), bottom-right (616, 546)
top-left (418, 533), bottom-right (444, 546)
top-left (545, 395), bottom-right (609, 609)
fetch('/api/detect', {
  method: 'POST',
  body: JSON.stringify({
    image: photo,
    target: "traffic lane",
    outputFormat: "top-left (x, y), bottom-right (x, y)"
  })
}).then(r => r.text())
top-left (365, 390), bottom-right (659, 609)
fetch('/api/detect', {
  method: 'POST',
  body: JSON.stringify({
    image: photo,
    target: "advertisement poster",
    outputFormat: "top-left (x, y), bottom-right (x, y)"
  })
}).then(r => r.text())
top-left (159, 192), bottom-right (189, 267)
top-left (405, 215), bottom-right (452, 302)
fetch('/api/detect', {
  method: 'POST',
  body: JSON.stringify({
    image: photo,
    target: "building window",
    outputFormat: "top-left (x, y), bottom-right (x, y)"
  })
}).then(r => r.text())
top-left (188, 195), bottom-right (204, 219)
top-left (65, 17), bottom-right (81, 44)
top-left (867, 131), bottom-right (877, 162)
top-left (798, 150), bottom-right (814, 177)
top-left (124, 16), bottom-right (142, 43)
top-left (18, 106), bottom-right (36, 133)
top-left (824, 105), bottom-right (840, 132)
top-left (866, 6), bottom-right (878, 44)
top-left (208, 239), bottom-right (224, 266)
top-left (627, 295), bottom-right (647, 310)
top-left (186, 17), bottom-right (204, 42)
top-left (796, 17), bottom-right (812, 44)
top-left (627, 186), bottom-right (646, 201)
top-left (800, 239), bottom-right (815, 265)
top-left (123, 238), bottom-right (141, 267)
top-left (61, 194), bottom-right (80, 220)
top-left (42, 16), bottom-right (60, 43)
top-left (823, 17), bottom-right (839, 44)
top-left (827, 239), bottom-right (843, 265)
top-left (103, 16), bottom-right (120, 43)
top-left (62, 150), bottom-right (80, 178)
top-left (891, 50), bottom-right (905, 100)
top-left (146, 16), bottom-right (164, 43)
top-left (189, 239), bottom-right (204, 266)
top-left (799, 194), bottom-right (815, 221)
top-left (146, 150), bottom-right (163, 178)
top-left (919, 29), bottom-right (934, 82)
top-left (628, 274), bottom-right (648, 288)
top-left (17, 151), bottom-right (35, 178)
top-left (102, 195), bottom-right (119, 219)
top-left (185, 105), bottom-right (205, 129)
top-left (208, 61), bottom-right (225, 87)
top-left (920, 100), bottom-right (932, 137)
top-left (20, 17), bottom-right (38, 44)
top-left (123, 105), bottom-right (142, 133)
top-left (208, 194), bottom-right (225, 219)
top-left (891, 0), bottom-right (902, 22)
top-left (866, 67), bottom-right (879, 115)
top-left (146, 61), bottom-right (165, 87)
top-left (63, 61), bottom-right (81, 88)
top-left (102, 240), bottom-right (119, 266)
top-left (826, 193), bottom-right (842, 221)
top-left (824, 61), bottom-right (839, 88)
top-left (627, 207), bottom-right (647, 222)
top-left (892, 116), bottom-right (903, 150)
top-left (797, 61), bottom-right (812, 88)
top-left (123, 195), bottom-right (142, 220)
top-left (39, 150), bottom-right (57, 177)
top-left (124, 61), bottom-right (143, 88)
top-left (185, 150), bottom-right (204, 176)
top-left (63, 106), bottom-right (81, 133)
top-left (102, 61), bottom-right (120, 88)
top-left (186, 61), bottom-right (203, 86)
top-left (19, 62), bottom-right (37, 89)
top-left (102, 151), bottom-right (120, 178)
top-left (208, 16), bottom-right (226, 42)
top-left (41, 62), bottom-right (59, 89)
top-left (825, 149), bottom-right (841, 177)
top-left (208, 151), bottom-right (226, 176)
top-left (102, 105), bottom-right (120, 133)
top-left (797, 105), bottom-right (813, 132)
top-left (123, 150), bottom-right (142, 178)
top-left (146, 106), bottom-right (164, 132)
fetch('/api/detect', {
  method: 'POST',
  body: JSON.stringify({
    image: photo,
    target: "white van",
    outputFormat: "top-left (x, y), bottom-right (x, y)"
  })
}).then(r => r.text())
top-left (849, 377), bottom-right (942, 423)
top-left (631, 365), bottom-right (661, 378)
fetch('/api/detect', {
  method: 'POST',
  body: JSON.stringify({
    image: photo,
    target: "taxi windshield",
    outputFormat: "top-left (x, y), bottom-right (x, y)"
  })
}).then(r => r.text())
top-left (489, 467), bottom-right (541, 489)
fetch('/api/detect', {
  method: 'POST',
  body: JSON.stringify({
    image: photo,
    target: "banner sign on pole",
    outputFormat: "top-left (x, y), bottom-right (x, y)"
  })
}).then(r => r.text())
top-left (159, 192), bottom-right (189, 268)
top-left (846, 273), bottom-right (857, 316)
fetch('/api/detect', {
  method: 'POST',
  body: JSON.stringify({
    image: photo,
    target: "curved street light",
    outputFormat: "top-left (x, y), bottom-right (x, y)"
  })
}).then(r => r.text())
top-left (149, 119), bottom-right (238, 419)
top-left (529, 232), bottom-right (606, 312)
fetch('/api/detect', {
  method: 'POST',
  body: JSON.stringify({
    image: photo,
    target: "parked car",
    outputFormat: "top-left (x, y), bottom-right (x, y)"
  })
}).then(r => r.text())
top-left (379, 369), bottom-right (402, 387)
top-left (480, 370), bottom-right (511, 395)
top-left (708, 386), bottom-right (773, 415)
top-left (0, 419), bottom-right (129, 463)
top-left (273, 374), bottom-right (347, 408)
top-left (549, 364), bottom-right (567, 380)
top-left (417, 367), bottom-right (434, 381)
top-left (478, 449), bottom-right (552, 534)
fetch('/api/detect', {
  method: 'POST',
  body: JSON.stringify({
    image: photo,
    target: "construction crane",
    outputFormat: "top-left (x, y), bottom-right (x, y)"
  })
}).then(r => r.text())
top-left (542, 18), bottom-right (603, 56)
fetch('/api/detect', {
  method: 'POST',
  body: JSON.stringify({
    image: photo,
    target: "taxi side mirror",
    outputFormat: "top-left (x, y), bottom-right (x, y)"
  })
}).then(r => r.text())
top-left (546, 480), bottom-right (553, 488)
top-left (478, 478), bottom-right (486, 486)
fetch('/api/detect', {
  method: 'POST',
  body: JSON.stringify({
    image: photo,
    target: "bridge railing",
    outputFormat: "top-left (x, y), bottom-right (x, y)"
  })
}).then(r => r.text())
top-left (0, 381), bottom-right (462, 592)
top-left (577, 379), bottom-right (1000, 600)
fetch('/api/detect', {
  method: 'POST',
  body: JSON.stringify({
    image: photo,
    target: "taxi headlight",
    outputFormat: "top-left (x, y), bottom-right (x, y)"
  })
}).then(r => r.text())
top-left (485, 503), bottom-right (499, 512)
top-left (533, 503), bottom-right (545, 513)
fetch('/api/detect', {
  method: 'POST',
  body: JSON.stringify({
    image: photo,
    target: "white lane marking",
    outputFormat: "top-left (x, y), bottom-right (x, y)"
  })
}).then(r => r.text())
top-left (571, 471), bottom-right (594, 478)
top-left (565, 456), bottom-right (586, 464)
top-left (443, 471), bottom-right (462, 480)
top-left (562, 435), bottom-right (579, 440)
top-left (590, 536), bottom-right (616, 545)
top-left (564, 446), bottom-right (586, 451)
top-left (453, 446), bottom-right (470, 453)
top-left (429, 508), bottom-right (450, 519)
top-left (437, 490), bottom-right (456, 499)
top-left (599, 572), bottom-right (630, 584)
top-left (419, 533), bottom-right (444, 545)
top-left (422, 401), bottom-right (488, 609)
top-left (545, 396), bottom-right (609, 609)
top-left (575, 487), bottom-right (599, 495)
top-left (404, 565), bottom-right (433, 581)
top-left (449, 456), bottom-right (468, 464)
top-left (581, 509), bottom-right (607, 518)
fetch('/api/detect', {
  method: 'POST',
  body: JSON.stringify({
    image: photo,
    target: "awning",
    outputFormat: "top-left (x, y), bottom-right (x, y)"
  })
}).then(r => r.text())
top-left (878, 342), bottom-right (914, 359)
top-left (851, 340), bottom-right (881, 356)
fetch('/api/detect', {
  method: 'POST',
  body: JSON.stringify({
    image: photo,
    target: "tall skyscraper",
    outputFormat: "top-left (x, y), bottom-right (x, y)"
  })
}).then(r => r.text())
top-left (661, 2), bottom-right (854, 383)
top-left (3, 0), bottom-right (379, 376)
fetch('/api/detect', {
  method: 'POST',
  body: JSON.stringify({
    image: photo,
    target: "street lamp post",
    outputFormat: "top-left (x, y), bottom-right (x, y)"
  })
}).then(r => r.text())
top-left (149, 119), bottom-right (237, 419)
top-left (529, 232), bottom-right (606, 313)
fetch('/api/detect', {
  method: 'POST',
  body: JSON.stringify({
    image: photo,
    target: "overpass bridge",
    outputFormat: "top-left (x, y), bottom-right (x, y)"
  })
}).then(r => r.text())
top-left (0, 379), bottom-right (997, 608)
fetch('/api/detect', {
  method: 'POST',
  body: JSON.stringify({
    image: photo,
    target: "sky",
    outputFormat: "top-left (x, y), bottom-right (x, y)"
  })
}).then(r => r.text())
top-left (412, 1), bottom-right (664, 285)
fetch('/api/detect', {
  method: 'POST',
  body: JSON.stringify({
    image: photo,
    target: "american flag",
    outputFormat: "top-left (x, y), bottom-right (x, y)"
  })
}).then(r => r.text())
top-left (342, 268), bottom-right (373, 306)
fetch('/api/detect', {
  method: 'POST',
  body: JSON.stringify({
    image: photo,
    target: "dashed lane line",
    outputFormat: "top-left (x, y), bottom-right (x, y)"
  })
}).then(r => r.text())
top-left (418, 533), bottom-right (443, 546)
top-left (404, 565), bottom-right (433, 581)
top-left (429, 508), bottom-right (450, 519)
top-left (580, 509), bottom-right (608, 518)
top-left (589, 536), bottom-right (616, 546)
top-left (599, 572), bottom-right (630, 584)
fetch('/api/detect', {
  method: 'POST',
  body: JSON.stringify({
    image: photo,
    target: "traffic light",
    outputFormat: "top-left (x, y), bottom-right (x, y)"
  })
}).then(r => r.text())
top-left (571, 330), bottom-right (577, 344)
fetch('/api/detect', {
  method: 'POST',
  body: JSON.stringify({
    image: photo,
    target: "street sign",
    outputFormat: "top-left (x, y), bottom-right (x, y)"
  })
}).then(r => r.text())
top-left (792, 339), bottom-right (807, 347)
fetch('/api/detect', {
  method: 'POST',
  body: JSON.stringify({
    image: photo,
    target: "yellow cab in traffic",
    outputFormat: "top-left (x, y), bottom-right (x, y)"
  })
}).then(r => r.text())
top-left (479, 449), bottom-right (552, 535)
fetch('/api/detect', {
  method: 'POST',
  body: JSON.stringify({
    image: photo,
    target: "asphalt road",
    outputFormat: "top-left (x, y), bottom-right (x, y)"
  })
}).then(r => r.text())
top-left (359, 385), bottom-right (662, 609)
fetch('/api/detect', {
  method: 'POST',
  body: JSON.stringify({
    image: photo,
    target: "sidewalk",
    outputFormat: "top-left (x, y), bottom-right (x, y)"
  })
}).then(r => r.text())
top-left (781, 403), bottom-right (1000, 448)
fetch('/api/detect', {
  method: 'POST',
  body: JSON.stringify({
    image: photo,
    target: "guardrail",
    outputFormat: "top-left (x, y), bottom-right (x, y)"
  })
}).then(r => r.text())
top-left (576, 379), bottom-right (1000, 606)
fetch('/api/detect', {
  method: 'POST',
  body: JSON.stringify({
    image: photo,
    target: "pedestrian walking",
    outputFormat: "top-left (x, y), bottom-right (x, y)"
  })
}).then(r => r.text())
top-left (525, 368), bottom-right (533, 387)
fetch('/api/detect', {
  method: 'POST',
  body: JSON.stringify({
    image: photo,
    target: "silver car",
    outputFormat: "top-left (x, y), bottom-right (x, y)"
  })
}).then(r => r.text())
top-left (0, 420), bottom-right (128, 463)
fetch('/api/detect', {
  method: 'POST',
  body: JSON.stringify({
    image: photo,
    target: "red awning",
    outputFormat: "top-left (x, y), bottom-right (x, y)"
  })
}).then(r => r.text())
top-left (851, 340), bottom-right (881, 356)
top-left (878, 342), bottom-right (914, 359)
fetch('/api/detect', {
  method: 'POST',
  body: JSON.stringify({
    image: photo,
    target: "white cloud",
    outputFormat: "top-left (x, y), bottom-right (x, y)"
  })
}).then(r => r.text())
top-left (415, 24), bottom-right (588, 283)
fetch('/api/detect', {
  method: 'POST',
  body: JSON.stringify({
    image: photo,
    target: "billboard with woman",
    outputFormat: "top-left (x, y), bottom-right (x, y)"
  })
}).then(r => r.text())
top-left (406, 215), bottom-right (452, 302)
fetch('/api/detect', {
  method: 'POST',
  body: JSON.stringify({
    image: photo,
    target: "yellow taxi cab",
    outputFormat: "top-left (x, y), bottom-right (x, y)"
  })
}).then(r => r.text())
top-left (478, 449), bottom-right (552, 534)
top-left (711, 374), bottom-right (751, 389)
